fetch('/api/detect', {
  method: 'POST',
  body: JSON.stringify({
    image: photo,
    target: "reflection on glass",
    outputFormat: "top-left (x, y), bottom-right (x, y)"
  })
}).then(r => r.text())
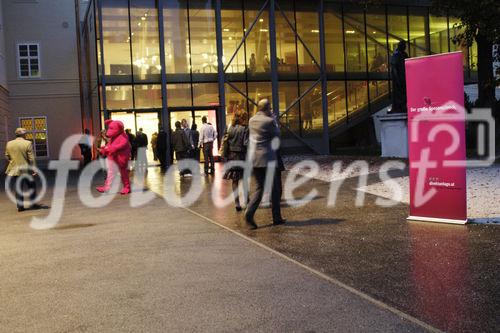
top-left (300, 81), bottom-right (322, 131)
top-left (409, 7), bottom-right (428, 57)
top-left (324, 4), bottom-right (344, 72)
top-left (279, 81), bottom-right (300, 133)
top-left (131, 0), bottom-right (160, 80)
top-left (296, 1), bottom-right (320, 76)
top-left (344, 6), bottom-right (367, 73)
top-left (102, 0), bottom-right (131, 76)
top-left (429, 15), bottom-right (449, 54)
top-left (221, 1), bottom-right (245, 73)
top-left (387, 6), bottom-right (408, 51)
top-left (189, 0), bottom-right (217, 74)
top-left (366, 8), bottom-right (389, 73)
top-left (134, 84), bottom-right (162, 108)
top-left (163, 0), bottom-right (190, 74)
top-left (106, 85), bottom-right (133, 109)
top-left (347, 81), bottom-right (368, 113)
top-left (247, 81), bottom-right (272, 114)
top-left (225, 83), bottom-right (247, 126)
top-left (167, 84), bottom-right (192, 107)
top-left (245, 3), bottom-right (270, 75)
top-left (327, 81), bottom-right (347, 124)
top-left (192, 83), bottom-right (219, 106)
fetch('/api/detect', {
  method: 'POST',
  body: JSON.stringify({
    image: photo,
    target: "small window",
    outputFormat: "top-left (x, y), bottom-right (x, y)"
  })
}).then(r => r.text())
top-left (17, 43), bottom-right (40, 78)
top-left (18, 117), bottom-right (49, 158)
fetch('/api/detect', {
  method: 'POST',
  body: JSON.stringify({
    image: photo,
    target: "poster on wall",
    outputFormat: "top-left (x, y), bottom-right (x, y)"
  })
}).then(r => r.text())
top-left (406, 52), bottom-right (467, 224)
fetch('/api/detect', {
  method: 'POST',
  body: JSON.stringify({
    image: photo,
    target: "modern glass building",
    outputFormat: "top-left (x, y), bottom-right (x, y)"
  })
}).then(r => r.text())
top-left (79, 0), bottom-right (477, 157)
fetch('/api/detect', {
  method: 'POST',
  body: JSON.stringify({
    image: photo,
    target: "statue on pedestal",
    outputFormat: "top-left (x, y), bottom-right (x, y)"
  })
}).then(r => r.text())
top-left (390, 40), bottom-right (409, 113)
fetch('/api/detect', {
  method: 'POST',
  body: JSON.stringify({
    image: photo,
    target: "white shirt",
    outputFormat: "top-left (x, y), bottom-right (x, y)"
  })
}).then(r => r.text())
top-left (199, 123), bottom-right (217, 147)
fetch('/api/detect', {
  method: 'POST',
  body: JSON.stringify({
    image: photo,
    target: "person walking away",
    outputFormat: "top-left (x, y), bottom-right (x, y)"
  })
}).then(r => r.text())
top-left (135, 128), bottom-right (149, 172)
top-left (244, 99), bottom-right (285, 229)
top-left (221, 110), bottom-right (249, 212)
top-left (95, 129), bottom-right (108, 178)
top-left (5, 127), bottom-right (43, 212)
top-left (79, 129), bottom-right (92, 167)
top-left (191, 123), bottom-right (200, 162)
top-left (156, 127), bottom-right (168, 172)
top-left (199, 116), bottom-right (217, 175)
top-left (125, 129), bottom-right (137, 162)
top-left (151, 132), bottom-right (158, 161)
top-left (171, 121), bottom-right (190, 177)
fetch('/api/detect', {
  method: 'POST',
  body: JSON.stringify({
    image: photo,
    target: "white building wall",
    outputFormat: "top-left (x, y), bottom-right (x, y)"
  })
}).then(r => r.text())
top-left (0, 3), bottom-right (9, 171)
top-left (3, 0), bottom-right (82, 162)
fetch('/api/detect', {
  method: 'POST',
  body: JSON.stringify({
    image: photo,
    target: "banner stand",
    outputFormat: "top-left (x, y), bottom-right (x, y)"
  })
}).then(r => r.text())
top-left (407, 216), bottom-right (467, 225)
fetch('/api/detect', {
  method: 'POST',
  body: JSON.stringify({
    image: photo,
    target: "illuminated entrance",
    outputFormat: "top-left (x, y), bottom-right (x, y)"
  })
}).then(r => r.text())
top-left (169, 106), bottom-right (220, 161)
top-left (110, 111), bottom-right (161, 165)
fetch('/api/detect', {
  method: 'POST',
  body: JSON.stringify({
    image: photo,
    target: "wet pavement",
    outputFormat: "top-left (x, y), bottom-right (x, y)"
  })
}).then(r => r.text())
top-left (1, 163), bottom-right (499, 332)
top-left (143, 164), bottom-right (500, 333)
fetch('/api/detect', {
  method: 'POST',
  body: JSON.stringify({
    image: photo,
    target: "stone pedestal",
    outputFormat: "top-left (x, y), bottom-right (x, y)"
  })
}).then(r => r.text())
top-left (377, 113), bottom-right (408, 158)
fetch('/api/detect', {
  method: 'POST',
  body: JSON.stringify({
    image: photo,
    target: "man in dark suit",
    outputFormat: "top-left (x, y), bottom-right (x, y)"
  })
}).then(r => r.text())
top-left (244, 99), bottom-right (285, 229)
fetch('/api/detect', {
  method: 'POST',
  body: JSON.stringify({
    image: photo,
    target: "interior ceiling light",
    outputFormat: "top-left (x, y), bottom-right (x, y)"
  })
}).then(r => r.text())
top-left (259, 18), bottom-right (264, 22)
top-left (311, 29), bottom-right (319, 33)
top-left (345, 30), bottom-right (355, 34)
top-left (223, 28), bottom-right (230, 32)
top-left (141, 17), bottom-right (146, 21)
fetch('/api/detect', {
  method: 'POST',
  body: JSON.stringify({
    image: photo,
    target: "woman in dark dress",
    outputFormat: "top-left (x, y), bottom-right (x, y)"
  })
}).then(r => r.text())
top-left (222, 111), bottom-right (249, 212)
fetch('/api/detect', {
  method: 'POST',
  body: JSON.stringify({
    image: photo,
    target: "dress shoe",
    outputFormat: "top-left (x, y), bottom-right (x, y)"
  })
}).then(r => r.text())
top-left (30, 204), bottom-right (44, 210)
top-left (244, 214), bottom-right (258, 230)
top-left (17, 207), bottom-right (25, 212)
top-left (273, 218), bottom-right (287, 225)
top-left (235, 206), bottom-right (242, 212)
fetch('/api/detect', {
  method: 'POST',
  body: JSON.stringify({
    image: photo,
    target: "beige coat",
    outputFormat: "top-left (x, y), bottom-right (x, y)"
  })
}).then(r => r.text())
top-left (5, 137), bottom-right (36, 176)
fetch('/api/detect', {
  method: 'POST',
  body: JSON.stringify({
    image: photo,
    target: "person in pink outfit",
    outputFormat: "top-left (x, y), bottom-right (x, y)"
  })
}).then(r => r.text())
top-left (96, 119), bottom-right (131, 195)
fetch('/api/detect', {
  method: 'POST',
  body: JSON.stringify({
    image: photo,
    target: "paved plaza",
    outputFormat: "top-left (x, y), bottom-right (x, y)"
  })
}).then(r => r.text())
top-left (0, 164), bottom-right (499, 332)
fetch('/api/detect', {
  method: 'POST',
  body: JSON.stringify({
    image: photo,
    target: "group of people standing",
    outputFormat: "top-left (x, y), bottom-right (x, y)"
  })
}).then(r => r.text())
top-left (171, 117), bottom-right (217, 176)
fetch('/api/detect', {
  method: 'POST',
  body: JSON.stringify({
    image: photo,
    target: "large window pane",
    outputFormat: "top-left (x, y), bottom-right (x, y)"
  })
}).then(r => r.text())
top-left (327, 81), bottom-right (347, 124)
top-left (409, 7), bottom-right (428, 57)
top-left (296, 1), bottom-right (320, 77)
top-left (102, 0), bottom-right (131, 76)
top-left (130, 0), bottom-right (160, 81)
top-left (192, 83), bottom-right (219, 106)
top-left (324, 4), bottom-right (344, 72)
top-left (189, 0), bottom-right (217, 74)
top-left (275, 2), bottom-right (297, 76)
top-left (347, 81), bottom-right (368, 113)
top-left (221, 1), bottom-right (245, 73)
top-left (225, 82), bottom-right (247, 126)
top-left (387, 6), bottom-right (408, 51)
top-left (134, 84), bottom-right (162, 108)
top-left (167, 83), bottom-right (192, 107)
top-left (279, 81), bottom-right (300, 133)
top-left (344, 6), bottom-right (367, 73)
top-left (163, 0), bottom-right (190, 74)
top-left (247, 81), bottom-right (272, 115)
top-left (106, 85), bottom-right (133, 110)
top-left (366, 7), bottom-right (389, 74)
top-left (429, 14), bottom-right (449, 54)
top-left (245, 2), bottom-right (270, 76)
top-left (300, 81), bottom-right (322, 131)
top-left (369, 80), bottom-right (389, 103)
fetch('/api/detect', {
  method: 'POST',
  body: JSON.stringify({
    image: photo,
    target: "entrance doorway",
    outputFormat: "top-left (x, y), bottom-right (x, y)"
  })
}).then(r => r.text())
top-left (110, 111), bottom-right (161, 165)
top-left (169, 107), bottom-right (220, 161)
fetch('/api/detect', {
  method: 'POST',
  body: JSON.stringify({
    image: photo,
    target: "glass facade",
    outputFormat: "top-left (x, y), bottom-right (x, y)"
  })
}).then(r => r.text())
top-left (81, 0), bottom-right (477, 155)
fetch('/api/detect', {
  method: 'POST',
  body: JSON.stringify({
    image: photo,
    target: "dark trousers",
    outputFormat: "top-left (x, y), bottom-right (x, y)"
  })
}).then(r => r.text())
top-left (12, 176), bottom-right (37, 209)
top-left (202, 141), bottom-right (214, 173)
top-left (176, 151), bottom-right (191, 175)
top-left (246, 167), bottom-right (282, 222)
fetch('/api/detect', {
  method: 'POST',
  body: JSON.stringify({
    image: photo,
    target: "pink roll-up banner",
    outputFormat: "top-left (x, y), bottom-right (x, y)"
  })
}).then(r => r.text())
top-left (406, 52), bottom-right (467, 224)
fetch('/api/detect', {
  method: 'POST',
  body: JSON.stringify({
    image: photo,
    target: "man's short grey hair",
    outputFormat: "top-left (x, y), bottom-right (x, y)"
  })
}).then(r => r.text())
top-left (258, 98), bottom-right (270, 113)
